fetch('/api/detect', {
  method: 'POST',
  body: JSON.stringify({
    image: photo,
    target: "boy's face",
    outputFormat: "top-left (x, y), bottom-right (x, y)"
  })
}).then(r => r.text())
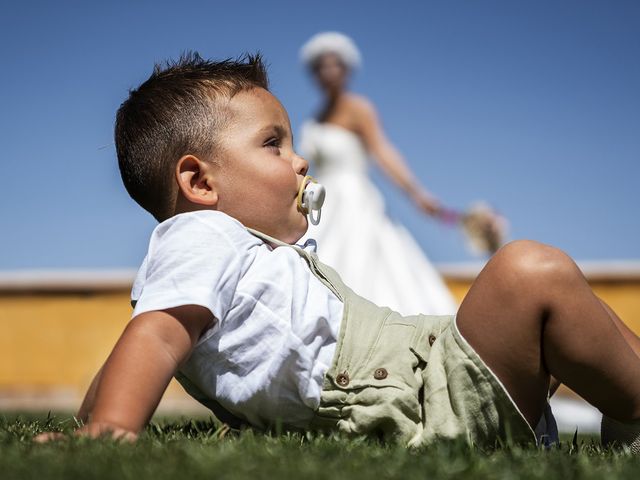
top-left (211, 88), bottom-right (310, 243)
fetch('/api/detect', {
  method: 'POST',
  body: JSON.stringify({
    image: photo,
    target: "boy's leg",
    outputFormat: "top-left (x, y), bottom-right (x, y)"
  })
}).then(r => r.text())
top-left (456, 240), bottom-right (640, 428)
top-left (599, 298), bottom-right (640, 358)
top-left (547, 299), bottom-right (639, 398)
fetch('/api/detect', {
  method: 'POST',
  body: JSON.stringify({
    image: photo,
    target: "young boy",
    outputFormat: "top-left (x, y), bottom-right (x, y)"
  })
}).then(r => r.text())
top-left (37, 53), bottom-right (640, 450)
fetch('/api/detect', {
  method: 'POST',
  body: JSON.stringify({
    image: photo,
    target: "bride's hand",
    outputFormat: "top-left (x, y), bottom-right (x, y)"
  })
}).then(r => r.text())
top-left (410, 189), bottom-right (442, 217)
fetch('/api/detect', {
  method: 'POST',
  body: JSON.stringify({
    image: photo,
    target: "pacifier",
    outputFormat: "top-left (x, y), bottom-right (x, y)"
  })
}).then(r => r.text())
top-left (297, 175), bottom-right (326, 226)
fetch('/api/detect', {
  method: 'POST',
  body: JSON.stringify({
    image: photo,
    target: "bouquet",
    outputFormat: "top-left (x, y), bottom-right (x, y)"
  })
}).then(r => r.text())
top-left (440, 202), bottom-right (509, 256)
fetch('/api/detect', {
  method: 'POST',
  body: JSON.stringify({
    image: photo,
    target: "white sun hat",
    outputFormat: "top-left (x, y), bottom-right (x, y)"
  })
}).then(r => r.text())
top-left (300, 31), bottom-right (362, 70)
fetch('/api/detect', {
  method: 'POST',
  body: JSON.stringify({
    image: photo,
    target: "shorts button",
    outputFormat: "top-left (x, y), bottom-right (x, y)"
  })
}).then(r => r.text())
top-left (336, 372), bottom-right (350, 387)
top-left (373, 368), bottom-right (388, 380)
top-left (428, 334), bottom-right (437, 346)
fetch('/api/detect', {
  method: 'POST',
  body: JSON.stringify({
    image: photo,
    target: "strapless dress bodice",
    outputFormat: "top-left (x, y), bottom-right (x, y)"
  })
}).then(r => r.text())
top-left (298, 118), bottom-right (457, 316)
top-left (299, 121), bottom-right (368, 174)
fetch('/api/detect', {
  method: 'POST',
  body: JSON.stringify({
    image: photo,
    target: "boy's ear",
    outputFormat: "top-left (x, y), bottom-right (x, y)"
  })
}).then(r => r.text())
top-left (175, 155), bottom-right (219, 207)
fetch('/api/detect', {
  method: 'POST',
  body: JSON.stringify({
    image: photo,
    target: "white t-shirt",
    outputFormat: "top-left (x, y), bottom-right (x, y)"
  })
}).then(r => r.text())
top-left (131, 210), bottom-right (344, 428)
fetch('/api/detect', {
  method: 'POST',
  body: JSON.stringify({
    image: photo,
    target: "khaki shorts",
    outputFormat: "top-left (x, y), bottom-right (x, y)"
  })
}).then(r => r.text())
top-left (310, 289), bottom-right (550, 448)
top-left (243, 226), bottom-right (555, 448)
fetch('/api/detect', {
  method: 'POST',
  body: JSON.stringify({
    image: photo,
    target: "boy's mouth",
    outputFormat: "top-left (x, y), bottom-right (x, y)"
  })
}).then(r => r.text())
top-left (296, 176), bottom-right (325, 225)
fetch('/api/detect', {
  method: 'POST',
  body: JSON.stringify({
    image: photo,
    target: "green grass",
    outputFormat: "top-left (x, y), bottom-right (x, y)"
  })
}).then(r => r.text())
top-left (2, 412), bottom-right (640, 480)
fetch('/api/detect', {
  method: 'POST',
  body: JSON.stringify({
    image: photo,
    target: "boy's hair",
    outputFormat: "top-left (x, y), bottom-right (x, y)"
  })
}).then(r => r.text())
top-left (115, 51), bottom-right (269, 221)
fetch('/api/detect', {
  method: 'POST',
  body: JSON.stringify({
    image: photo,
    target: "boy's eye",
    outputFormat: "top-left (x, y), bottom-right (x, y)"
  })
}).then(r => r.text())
top-left (264, 137), bottom-right (281, 152)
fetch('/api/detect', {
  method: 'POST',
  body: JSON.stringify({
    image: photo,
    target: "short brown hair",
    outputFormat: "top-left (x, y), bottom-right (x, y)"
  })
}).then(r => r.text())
top-left (115, 51), bottom-right (269, 221)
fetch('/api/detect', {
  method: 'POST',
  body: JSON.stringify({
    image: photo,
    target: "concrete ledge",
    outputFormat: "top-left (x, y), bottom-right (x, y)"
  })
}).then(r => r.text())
top-left (2, 261), bottom-right (640, 292)
top-left (0, 269), bottom-right (137, 292)
top-left (438, 260), bottom-right (640, 282)
top-left (0, 389), bottom-right (210, 415)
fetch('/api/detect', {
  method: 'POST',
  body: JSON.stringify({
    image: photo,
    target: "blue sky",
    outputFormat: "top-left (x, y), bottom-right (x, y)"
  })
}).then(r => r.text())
top-left (1, 0), bottom-right (638, 269)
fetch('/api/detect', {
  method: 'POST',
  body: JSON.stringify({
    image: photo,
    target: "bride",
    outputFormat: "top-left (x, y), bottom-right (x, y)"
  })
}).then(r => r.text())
top-left (299, 32), bottom-right (458, 316)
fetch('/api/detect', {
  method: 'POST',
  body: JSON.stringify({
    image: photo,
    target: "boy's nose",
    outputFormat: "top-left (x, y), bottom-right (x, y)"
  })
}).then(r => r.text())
top-left (293, 154), bottom-right (309, 176)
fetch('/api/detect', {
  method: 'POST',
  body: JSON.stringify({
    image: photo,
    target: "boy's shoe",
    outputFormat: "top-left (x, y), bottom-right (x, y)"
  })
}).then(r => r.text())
top-left (601, 415), bottom-right (640, 453)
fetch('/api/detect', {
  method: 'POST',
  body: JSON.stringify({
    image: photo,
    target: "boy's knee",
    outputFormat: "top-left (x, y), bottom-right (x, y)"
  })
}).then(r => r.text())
top-left (493, 240), bottom-right (577, 285)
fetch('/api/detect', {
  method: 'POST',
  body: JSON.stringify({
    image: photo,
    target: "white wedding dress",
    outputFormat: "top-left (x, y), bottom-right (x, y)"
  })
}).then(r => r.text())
top-left (299, 121), bottom-right (458, 316)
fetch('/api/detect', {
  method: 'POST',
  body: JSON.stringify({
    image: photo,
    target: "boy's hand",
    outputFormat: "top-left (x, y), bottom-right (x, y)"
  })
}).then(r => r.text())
top-left (76, 422), bottom-right (138, 441)
top-left (33, 422), bottom-right (138, 443)
top-left (33, 431), bottom-right (66, 443)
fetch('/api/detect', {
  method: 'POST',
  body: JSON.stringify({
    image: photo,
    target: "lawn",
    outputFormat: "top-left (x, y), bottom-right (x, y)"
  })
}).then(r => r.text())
top-left (2, 412), bottom-right (639, 480)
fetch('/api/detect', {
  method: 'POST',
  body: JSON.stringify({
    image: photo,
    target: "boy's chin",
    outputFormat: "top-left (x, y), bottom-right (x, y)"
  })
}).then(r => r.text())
top-left (290, 219), bottom-right (309, 243)
top-left (287, 218), bottom-right (309, 244)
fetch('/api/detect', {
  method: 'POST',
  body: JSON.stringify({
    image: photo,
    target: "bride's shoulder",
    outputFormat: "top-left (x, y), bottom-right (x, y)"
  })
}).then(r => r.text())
top-left (343, 93), bottom-right (374, 108)
top-left (343, 93), bottom-right (378, 120)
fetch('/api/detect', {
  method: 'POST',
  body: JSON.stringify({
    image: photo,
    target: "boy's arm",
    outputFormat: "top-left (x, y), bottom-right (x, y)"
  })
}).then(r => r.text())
top-left (77, 365), bottom-right (105, 423)
top-left (81, 305), bottom-right (214, 438)
top-left (37, 305), bottom-right (214, 441)
top-left (353, 96), bottom-right (442, 216)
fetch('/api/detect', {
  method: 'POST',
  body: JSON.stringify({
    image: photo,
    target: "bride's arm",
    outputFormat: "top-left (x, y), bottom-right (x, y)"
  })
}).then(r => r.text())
top-left (351, 95), bottom-right (442, 216)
